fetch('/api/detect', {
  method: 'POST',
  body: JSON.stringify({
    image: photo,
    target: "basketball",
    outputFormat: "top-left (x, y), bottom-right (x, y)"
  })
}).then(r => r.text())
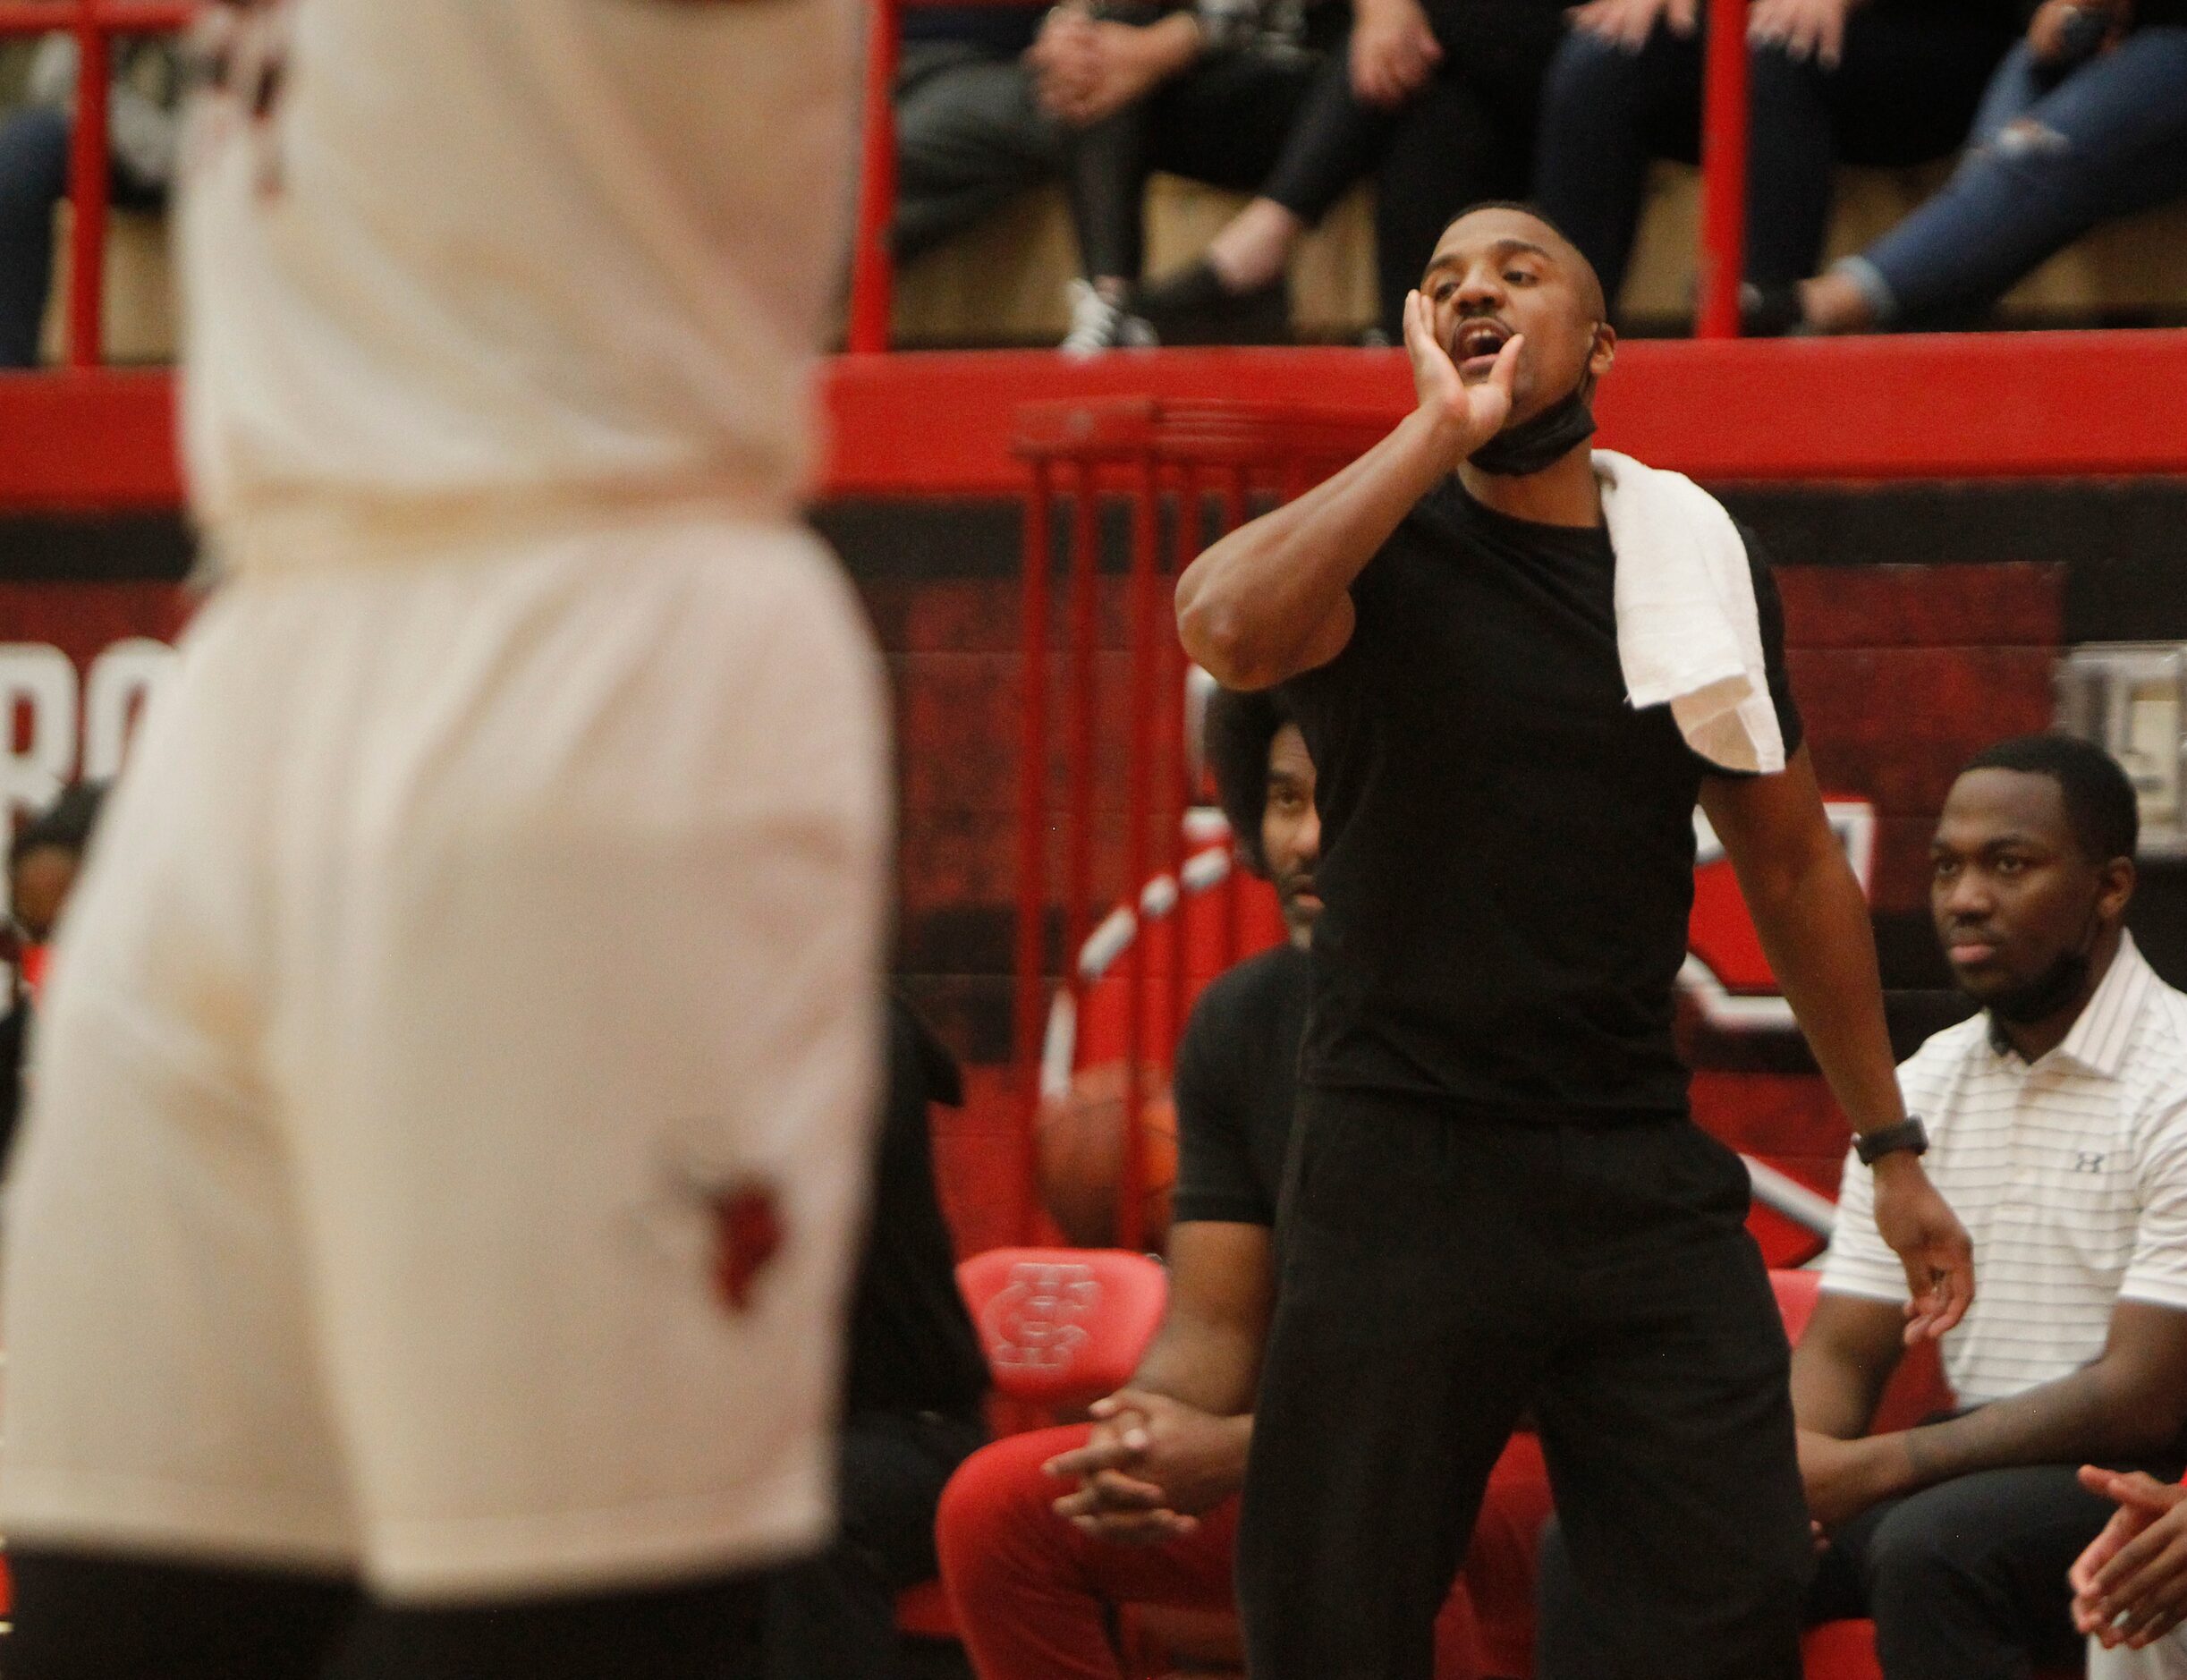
top-left (1035, 1061), bottom-right (1179, 1251)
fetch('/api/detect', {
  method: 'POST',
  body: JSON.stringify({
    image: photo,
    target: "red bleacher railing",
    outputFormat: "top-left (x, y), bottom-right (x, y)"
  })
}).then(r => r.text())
top-left (0, 1), bottom-right (194, 368)
top-left (1009, 400), bottom-right (1386, 1249)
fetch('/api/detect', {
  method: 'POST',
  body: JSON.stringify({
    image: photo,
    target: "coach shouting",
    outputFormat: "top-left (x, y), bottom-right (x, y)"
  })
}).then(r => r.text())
top-left (1174, 200), bottom-right (1974, 1680)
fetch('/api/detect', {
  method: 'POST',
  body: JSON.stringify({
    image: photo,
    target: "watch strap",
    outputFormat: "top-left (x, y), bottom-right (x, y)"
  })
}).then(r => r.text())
top-left (1855, 1115), bottom-right (1929, 1167)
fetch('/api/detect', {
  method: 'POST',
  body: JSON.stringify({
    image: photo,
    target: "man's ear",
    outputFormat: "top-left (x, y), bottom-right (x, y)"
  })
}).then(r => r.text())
top-left (1589, 321), bottom-right (1617, 380)
top-left (2099, 854), bottom-right (2136, 925)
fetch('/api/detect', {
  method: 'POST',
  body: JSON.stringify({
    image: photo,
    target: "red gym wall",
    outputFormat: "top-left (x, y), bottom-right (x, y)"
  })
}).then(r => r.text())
top-left (4, 341), bottom-right (2187, 1255)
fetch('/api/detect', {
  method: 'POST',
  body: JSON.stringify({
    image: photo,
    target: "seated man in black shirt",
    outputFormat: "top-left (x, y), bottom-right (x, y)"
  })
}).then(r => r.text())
top-left (759, 995), bottom-right (990, 1680)
top-left (1174, 199), bottom-right (1975, 1680)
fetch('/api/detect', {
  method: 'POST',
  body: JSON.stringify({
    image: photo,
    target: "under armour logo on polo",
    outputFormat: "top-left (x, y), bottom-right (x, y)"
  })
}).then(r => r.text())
top-left (2073, 1152), bottom-right (2107, 1174)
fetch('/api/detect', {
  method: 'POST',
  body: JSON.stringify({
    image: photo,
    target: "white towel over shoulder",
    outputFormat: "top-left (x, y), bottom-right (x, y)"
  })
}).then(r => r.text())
top-left (1594, 448), bottom-right (1785, 776)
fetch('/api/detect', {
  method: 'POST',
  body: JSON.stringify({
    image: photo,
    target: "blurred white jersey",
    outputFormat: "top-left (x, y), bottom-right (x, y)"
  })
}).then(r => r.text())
top-left (178, 0), bottom-right (859, 565)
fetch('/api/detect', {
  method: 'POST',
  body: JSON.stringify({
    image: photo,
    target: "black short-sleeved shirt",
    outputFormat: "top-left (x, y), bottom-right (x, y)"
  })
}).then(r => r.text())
top-left (1280, 479), bottom-right (1803, 1122)
top-left (1170, 943), bottom-right (1313, 1226)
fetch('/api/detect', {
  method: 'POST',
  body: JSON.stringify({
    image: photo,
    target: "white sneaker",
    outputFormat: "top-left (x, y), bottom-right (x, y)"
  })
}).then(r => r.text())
top-left (1061, 279), bottom-right (1157, 359)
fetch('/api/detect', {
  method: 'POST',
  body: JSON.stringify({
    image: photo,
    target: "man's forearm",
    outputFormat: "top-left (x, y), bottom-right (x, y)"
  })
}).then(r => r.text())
top-left (1129, 1315), bottom-right (1263, 1417)
top-left (1174, 406), bottom-right (1461, 689)
top-left (1749, 846), bottom-right (1906, 1134)
top-left (1892, 1362), bottom-right (2186, 1494)
top-left (1792, 1341), bottom-right (1895, 1442)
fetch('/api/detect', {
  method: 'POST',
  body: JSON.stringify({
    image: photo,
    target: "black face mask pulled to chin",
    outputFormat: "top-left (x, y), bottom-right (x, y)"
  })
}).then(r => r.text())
top-left (1467, 371), bottom-right (1598, 478)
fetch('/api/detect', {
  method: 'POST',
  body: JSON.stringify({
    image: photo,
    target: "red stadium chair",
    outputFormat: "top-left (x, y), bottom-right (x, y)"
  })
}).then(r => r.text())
top-left (896, 1248), bottom-right (1170, 1647)
top-left (958, 1246), bottom-right (1169, 1413)
top-left (1774, 1270), bottom-right (2081, 1680)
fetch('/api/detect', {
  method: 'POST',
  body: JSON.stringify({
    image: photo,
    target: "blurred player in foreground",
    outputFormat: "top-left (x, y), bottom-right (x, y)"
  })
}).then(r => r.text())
top-left (0, 4), bottom-right (886, 1677)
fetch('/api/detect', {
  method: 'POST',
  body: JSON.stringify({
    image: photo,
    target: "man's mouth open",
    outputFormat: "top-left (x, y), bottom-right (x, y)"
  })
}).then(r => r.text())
top-left (1453, 318), bottom-right (1513, 379)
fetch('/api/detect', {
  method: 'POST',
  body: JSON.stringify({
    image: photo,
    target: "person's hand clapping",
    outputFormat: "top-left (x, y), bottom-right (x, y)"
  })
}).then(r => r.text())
top-left (1403, 288), bottom-right (1521, 469)
top-left (1568, 0), bottom-right (1694, 53)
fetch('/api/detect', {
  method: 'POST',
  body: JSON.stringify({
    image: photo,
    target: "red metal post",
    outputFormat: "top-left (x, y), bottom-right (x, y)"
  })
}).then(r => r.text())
top-left (845, 0), bottom-right (901, 354)
top-left (1012, 460), bottom-right (1055, 1245)
top-left (1116, 452), bottom-right (1159, 1252)
top-left (1695, 0), bottom-right (1750, 339)
top-left (65, 3), bottom-right (111, 368)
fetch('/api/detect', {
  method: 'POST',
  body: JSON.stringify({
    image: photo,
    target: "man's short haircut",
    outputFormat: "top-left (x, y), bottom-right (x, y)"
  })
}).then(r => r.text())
top-left (1959, 734), bottom-right (2139, 863)
top-left (1441, 199), bottom-right (1606, 321)
top-left (9, 780), bottom-right (107, 871)
top-left (1203, 685), bottom-right (1295, 876)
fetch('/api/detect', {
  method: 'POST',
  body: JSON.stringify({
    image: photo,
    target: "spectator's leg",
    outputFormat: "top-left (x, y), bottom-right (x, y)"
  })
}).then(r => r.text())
top-left (1135, 46), bottom-right (1323, 296)
top-left (1819, 3), bottom-right (2016, 170)
top-left (1741, 46), bottom-right (1837, 286)
top-left (1372, 0), bottom-right (1566, 337)
top-left (1532, 22), bottom-right (1703, 314)
top-left (0, 106), bottom-right (72, 369)
top-left (936, 1426), bottom-right (1242, 1680)
top-left (760, 1412), bottom-right (986, 1680)
top-left (1857, 1465), bottom-right (2130, 1680)
top-left (1837, 28), bottom-right (2187, 326)
top-left (891, 45), bottom-right (1066, 261)
top-left (1064, 99), bottom-right (1162, 287)
top-left (1253, 36), bottom-right (1401, 239)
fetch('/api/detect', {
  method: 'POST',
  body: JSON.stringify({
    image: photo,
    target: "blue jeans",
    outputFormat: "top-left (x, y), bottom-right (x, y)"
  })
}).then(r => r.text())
top-left (1844, 27), bottom-right (2187, 323)
top-left (0, 105), bottom-right (70, 368)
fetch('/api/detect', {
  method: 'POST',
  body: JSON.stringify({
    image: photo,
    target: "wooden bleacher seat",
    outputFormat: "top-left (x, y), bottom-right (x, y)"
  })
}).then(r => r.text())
top-left (38, 157), bottom-right (2187, 361)
top-left (895, 159), bottom-right (2187, 345)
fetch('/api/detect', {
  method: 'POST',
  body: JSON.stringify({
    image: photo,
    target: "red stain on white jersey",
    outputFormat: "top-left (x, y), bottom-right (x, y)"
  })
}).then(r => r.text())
top-left (712, 1183), bottom-right (785, 1313)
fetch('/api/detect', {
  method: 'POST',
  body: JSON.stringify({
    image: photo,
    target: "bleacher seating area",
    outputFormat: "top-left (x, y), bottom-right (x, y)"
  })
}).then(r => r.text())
top-left (38, 161), bottom-right (2187, 363)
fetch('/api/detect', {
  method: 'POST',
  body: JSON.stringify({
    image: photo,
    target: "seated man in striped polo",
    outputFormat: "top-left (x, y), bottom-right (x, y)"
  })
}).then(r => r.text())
top-left (1791, 734), bottom-right (2187, 1680)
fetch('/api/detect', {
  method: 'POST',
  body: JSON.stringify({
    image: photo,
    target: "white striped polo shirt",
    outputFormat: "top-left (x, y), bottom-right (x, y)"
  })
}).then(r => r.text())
top-left (1824, 935), bottom-right (2187, 1406)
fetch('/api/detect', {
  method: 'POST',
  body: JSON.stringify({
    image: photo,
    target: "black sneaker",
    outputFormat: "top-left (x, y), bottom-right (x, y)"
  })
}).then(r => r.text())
top-left (1739, 281), bottom-right (1810, 338)
top-left (1133, 257), bottom-right (1290, 346)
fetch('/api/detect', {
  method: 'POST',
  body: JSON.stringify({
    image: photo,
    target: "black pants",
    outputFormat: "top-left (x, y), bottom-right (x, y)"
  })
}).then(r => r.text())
top-left (759, 1409), bottom-right (987, 1680)
top-left (1532, 4), bottom-right (2014, 306)
top-left (1369, 0), bottom-right (1573, 337)
top-left (1806, 1460), bottom-right (2180, 1679)
top-left (4, 1548), bottom-right (767, 1679)
top-left (1237, 1091), bottom-right (1811, 1680)
top-left (1067, 7), bottom-right (1392, 283)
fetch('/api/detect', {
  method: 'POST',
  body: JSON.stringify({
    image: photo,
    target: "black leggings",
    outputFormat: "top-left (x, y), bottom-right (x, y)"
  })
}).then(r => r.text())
top-left (1066, 5), bottom-right (1393, 283)
top-left (1369, 0), bottom-right (1573, 337)
top-left (4, 1548), bottom-right (768, 1680)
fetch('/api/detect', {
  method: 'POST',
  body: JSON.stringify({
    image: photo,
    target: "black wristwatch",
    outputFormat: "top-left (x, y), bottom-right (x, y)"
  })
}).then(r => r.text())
top-left (1854, 1115), bottom-right (1929, 1167)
